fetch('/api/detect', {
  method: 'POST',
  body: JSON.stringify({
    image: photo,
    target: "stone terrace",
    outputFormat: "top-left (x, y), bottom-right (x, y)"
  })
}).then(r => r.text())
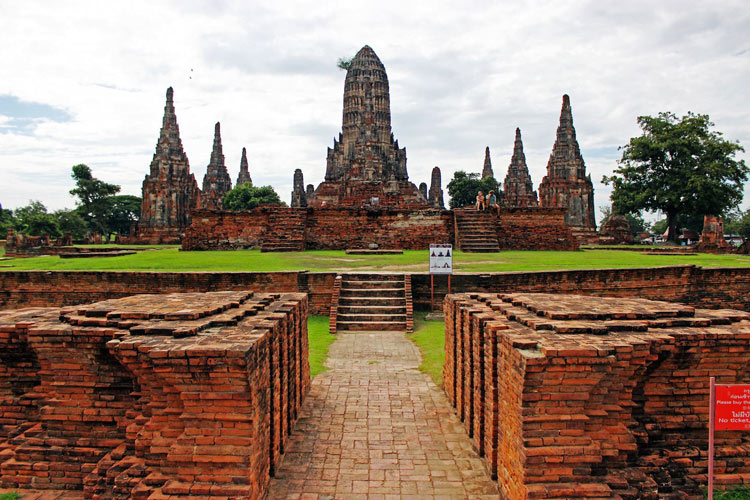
top-left (0, 290), bottom-right (308, 500)
top-left (445, 292), bottom-right (750, 499)
top-left (269, 331), bottom-right (500, 499)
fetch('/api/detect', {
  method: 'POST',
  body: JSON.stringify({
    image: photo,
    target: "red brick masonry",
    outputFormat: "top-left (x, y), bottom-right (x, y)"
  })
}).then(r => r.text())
top-left (444, 292), bottom-right (750, 499)
top-left (0, 291), bottom-right (309, 499)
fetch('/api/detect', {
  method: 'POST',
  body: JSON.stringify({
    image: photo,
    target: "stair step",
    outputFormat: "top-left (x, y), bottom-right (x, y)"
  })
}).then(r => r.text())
top-left (338, 314), bottom-right (407, 322)
top-left (338, 305), bottom-right (406, 314)
top-left (336, 321), bottom-right (406, 331)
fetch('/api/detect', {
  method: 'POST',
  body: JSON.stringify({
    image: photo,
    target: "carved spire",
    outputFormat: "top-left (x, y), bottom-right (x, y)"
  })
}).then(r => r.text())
top-left (418, 182), bottom-right (428, 200)
top-left (503, 128), bottom-right (538, 207)
top-left (291, 169), bottom-right (307, 208)
top-left (538, 94), bottom-right (596, 230)
top-left (482, 146), bottom-right (494, 179)
top-left (547, 94), bottom-right (586, 180)
top-left (201, 122), bottom-right (232, 209)
top-left (236, 147), bottom-right (252, 186)
top-left (428, 166), bottom-right (445, 209)
top-left (152, 86), bottom-right (188, 175)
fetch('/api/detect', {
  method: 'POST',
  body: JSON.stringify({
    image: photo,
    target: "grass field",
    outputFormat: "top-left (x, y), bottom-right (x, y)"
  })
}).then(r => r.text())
top-left (410, 312), bottom-right (446, 386)
top-left (307, 315), bottom-right (335, 377)
top-left (2, 247), bottom-right (750, 273)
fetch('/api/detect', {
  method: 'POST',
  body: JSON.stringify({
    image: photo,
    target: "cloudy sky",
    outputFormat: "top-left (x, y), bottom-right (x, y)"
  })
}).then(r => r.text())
top-left (1, 0), bottom-right (749, 222)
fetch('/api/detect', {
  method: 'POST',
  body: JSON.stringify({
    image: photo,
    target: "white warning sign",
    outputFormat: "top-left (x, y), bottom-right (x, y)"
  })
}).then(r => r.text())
top-left (429, 244), bottom-right (453, 275)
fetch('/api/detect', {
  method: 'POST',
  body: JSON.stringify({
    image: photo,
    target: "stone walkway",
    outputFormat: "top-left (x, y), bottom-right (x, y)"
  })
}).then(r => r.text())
top-left (269, 331), bottom-right (500, 500)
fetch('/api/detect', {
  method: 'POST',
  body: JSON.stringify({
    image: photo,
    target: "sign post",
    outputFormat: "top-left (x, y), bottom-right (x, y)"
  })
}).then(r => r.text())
top-left (708, 378), bottom-right (750, 499)
top-left (429, 244), bottom-right (453, 312)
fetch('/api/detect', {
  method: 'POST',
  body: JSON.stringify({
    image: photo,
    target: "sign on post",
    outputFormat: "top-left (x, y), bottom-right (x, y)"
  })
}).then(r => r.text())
top-left (429, 244), bottom-right (453, 274)
top-left (715, 384), bottom-right (750, 431)
top-left (708, 379), bottom-right (750, 499)
top-left (429, 244), bottom-right (453, 312)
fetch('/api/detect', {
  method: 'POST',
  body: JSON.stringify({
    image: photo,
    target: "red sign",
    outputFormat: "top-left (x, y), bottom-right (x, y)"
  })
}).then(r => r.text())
top-left (715, 384), bottom-right (750, 431)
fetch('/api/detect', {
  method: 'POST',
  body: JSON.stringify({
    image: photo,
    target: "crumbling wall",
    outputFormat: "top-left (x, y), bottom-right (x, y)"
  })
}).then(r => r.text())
top-left (445, 292), bottom-right (750, 499)
top-left (0, 291), bottom-right (309, 499)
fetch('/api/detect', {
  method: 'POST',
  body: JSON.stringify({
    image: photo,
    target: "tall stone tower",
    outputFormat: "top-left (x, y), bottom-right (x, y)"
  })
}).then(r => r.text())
top-left (291, 169), bottom-right (307, 208)
top-left (201, 122), bottom-right (232, 210)
top-left (538, 95), bottom-right (596, 231)
top-left (503, 128), bottom-right (538, 207)
top-left (428, 166), bottom-right (445, 209)
top-left (482, 147), bottom-right (494, 179)
top-left (236, 147), bottom-right (252, 186)
top-left (138, 87), bottom-right (200, 241)
top-left (307, 45), bottom-right (427, 208)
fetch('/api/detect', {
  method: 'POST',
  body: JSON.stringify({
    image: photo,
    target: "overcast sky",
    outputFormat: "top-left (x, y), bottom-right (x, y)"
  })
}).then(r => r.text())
top-left (1, 0), bottom-right (749, 223)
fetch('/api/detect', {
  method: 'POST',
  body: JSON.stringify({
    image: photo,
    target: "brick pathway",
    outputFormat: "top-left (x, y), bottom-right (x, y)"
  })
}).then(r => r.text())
top-left (269, 331), bottom-right (500, 500)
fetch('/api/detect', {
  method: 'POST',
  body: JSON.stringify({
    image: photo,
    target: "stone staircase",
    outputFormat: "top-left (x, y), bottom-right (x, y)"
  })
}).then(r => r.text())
top-left (570, 226), bottom-right (599, 245)
top-left (332, 274), bottom-right (412, 333)
top-left (454, 208), bottom-right (500, 252)
top-left (261, 209), bottom-right (307, 252)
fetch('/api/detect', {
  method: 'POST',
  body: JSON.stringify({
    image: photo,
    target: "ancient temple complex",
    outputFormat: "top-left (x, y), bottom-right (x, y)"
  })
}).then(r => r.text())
top-left (306, 46), bottom-right (427, 208)
top-left (503, 128), bottom-right (538, 207)
top-left (137, 87), bottom-right (200, 243)
top-left (538, 95), bottom-right (597, 238)
top-left (200, 122), bottom-right (232, 210)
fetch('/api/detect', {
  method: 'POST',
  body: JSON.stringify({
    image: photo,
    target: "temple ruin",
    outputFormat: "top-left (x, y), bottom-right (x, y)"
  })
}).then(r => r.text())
top-left (200, 122), bottom-right (233, 210)
top-left (482, 146), bottom-right (494, 179)
top-left (136, 87), bottom-right (201, 244)
top-left (539, 94), bottom-right (597, 242)
top-left (306, 46), bottom-right (428, 208)
top-left (503, 128), bottom-right (539, 207)
top-left (236, 147), bottom-right (252, 186)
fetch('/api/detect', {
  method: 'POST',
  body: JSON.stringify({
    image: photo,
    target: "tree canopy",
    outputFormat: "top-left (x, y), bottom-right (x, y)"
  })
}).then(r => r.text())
top-left (603, 112), bottom-right (747, 242)
top-left (446, 171), bottom-right (500, 209)
top-left (222, 183), bottom-right (285, 211)
top-left (725, 208), bottom-right (750, 242)
top-left (69, 164), bottom-right (121, 235)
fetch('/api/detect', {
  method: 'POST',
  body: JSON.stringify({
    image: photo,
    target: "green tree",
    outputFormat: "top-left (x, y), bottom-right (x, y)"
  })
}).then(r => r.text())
top-left (54, 209), bottom-right (89, 242)
top-left (603, 112), bottom-right (748, 242)
top-left (69, 164), bottom-right (120, 234)
top-left (337, 57), bottom-right (353, 71)
top-left (105, 195), bottom-right (141, 236)
top-left (13, 200), bottom-right (61, 237)
top-left (725, 208), bottom-right (750, 242)
top-left (446, 171), bottom-right (500, 209)
top-left (223, 184), bottom-right (285, 211)
top-left (0, 206), bottom-right (14, 236)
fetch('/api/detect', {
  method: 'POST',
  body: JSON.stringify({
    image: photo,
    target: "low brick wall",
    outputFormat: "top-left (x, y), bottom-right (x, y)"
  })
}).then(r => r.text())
top-left (0, 290), bottom-right (309, 499)
top-left (445, 292), bottom-right (750, 499)
top-left (2, 266), bottom-right (750, 314)
top-left (497, 207), bottom-right (578, 250)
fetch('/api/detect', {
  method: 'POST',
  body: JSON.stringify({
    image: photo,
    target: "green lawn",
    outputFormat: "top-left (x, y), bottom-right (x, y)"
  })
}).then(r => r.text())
top-left (711, 486), bottom-right (750, 499)
top-left (2, 248), bottom-right (750, 273)
top-left (410, 311), bottom-right (446, 386)
top-left (308, 315), bottom-right (335, 377)
top-left (0, 492), bottom-right (19, 500)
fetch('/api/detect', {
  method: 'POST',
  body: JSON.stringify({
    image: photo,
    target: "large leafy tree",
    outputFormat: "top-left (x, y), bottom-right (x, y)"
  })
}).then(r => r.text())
top-left (12, 200), bottom-right (61, 237)
top-left (604, 112), bottom-right (747, 242)
top-left (223, 184), bottom-right (285, 211)
top-left (69, 164), bottom-right (120, 235)
top-left (446, 171), bottom-right (501, 209)
top-left (54, 209), bottom-right (89, 242)
top-left (105, 195), bottom-right (142, 236)
top-left (725, 208), bottom-right (750, 243)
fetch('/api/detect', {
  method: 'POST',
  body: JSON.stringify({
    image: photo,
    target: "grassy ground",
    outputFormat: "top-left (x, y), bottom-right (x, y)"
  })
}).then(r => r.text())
top-left (711, 486), bottom-right (750, 499)
top-left (307, 315), bottom-right (335, 378)
top-left (410, 311), bottom-right (446, 386)
top-left (0, 492), bottom-right (19, 500)
top-left (2, 248), bottom-right (750, 273)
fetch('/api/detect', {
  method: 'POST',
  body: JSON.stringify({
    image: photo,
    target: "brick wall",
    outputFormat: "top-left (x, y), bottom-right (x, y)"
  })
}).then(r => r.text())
top-left (445, 292), bottom-right (750, 499)
top-left (183, 206), bottom-right (454, 251)
top-left (0, 291), bottom-right (309, 499)
top-left (2, 266), bottom-right (750, 314)
top-left (496, 207), bottom-right (578, 251)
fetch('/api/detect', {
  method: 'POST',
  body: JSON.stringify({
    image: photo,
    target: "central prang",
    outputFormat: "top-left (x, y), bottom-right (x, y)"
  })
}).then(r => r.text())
top-left (307, 45), bottom-right (427, 208)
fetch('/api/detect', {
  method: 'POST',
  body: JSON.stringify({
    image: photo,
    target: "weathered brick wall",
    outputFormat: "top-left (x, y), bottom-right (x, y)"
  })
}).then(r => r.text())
top-left (2, 266), bottom-right (750, 314)
top-left (0, 291), bottom-right (309, 499)
top-left (182, 206), bottom-right (454, 251)
top-left (305, 207), bottom-right (453, 250)
top-left (183, 208), bottom-right (271, 250)
top-left (496, 207), bottom-right (578, 250)
top-left (445, 292), bottom-right (750, 499)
